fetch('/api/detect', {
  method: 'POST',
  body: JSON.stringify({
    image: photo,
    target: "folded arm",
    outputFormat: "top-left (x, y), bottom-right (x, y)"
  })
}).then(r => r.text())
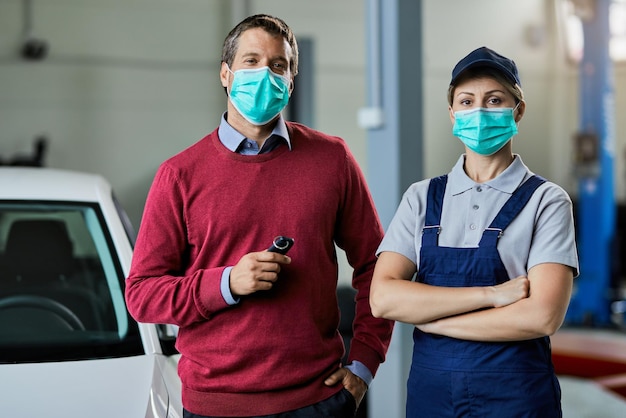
top-left (370, 251), bottom-right (530, 324)
top-left (415, 262), bottom-right (573, 341)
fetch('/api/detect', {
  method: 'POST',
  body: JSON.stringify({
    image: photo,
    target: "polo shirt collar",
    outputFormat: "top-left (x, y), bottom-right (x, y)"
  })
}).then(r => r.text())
top-left (448, 154), bottom-right (528, 196)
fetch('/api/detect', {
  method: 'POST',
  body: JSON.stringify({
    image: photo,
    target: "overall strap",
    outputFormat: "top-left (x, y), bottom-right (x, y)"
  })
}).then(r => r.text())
top-left (422, 175), bottom-right (448, 247)
top-left (479, 175), bottom-right (546, 248)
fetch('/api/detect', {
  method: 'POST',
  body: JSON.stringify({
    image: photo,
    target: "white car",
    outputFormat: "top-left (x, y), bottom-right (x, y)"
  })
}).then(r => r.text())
top-left (0, 167), bottom-right (182, 418)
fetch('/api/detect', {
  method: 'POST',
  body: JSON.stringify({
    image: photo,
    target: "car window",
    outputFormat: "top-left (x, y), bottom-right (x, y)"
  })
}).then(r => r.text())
top-left (0, 201), bottom-right (142, 363)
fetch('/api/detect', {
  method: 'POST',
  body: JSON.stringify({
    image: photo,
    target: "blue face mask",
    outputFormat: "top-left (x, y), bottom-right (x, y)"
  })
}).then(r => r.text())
top-left (228, 66), bottom-right (290, 126)
top-left (452, 106), bottom-right (519, 156)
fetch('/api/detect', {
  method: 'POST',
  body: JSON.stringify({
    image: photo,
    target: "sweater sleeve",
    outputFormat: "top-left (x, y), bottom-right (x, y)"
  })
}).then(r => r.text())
top-left (335, 147), bottom-right (394, 377)
top-left (125, 163), bottom-right (231, 326)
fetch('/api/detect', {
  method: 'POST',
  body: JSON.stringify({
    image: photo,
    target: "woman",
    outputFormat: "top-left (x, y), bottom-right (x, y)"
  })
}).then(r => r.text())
top-left (370, 47), bottom-right (579, 417)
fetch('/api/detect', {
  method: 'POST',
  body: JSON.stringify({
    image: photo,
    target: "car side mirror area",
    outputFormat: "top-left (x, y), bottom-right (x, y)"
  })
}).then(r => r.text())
top-left (156, 323), bottom-right (179, 356)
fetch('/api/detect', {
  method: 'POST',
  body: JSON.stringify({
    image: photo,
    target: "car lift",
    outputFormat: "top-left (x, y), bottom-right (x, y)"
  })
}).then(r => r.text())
top-left (565, 0), bottom-right (621, 327)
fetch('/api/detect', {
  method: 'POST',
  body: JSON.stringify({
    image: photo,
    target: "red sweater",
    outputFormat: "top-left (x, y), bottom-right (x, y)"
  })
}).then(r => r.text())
top-left (125, 122), bottom-right (393, 416)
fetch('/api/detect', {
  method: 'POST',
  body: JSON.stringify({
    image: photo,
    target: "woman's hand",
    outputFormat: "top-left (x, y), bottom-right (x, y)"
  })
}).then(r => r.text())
top-left (489, 275), bottom-right (530, 308)
top-left (416, 276), bottom-right (528, 334)
top-left (371, 252), bottom-right (530, 325)
top-left (416, 263), bottom-right (574, 341)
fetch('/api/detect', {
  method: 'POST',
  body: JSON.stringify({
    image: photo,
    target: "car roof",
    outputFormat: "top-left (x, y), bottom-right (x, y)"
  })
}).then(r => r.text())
top-left (0, 167), bottom-right (112, 202)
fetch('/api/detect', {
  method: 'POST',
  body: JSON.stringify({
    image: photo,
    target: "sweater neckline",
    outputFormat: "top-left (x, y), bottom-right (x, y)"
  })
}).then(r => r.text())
top-left (211, 129), bottom-right (291, 162)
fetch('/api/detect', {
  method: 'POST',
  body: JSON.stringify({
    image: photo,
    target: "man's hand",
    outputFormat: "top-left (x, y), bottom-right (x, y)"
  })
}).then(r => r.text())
top-left (324, 367), bottom-right (367, 408)
top-left (230, 251), bottom-right (291, 297)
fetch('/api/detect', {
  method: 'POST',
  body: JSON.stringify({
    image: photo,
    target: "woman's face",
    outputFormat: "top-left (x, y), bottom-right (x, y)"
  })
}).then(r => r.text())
top-left (448, 76), bottom-right (523, 123)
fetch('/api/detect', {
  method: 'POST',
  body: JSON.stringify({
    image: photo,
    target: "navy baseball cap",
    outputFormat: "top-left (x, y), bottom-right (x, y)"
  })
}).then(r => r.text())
top-left (450, 46), bottom-right (521, 87)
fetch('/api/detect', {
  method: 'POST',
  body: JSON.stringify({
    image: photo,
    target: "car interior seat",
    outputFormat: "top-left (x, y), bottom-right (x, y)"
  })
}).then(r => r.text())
top-left (4, 219), bottom-right (75, 285)
top-left (1, 219), bottom-right (104, 330)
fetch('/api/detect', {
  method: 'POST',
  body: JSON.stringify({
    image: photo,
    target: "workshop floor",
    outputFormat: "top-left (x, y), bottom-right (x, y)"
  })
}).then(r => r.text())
top-left (554, 327), bottom-right (626, 417)
top-left (561, 375), bottom-right (626, 417)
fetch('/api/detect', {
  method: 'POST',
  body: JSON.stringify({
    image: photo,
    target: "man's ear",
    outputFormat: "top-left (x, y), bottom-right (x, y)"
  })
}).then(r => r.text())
top-left (220, 62), bottom-right (231, 89)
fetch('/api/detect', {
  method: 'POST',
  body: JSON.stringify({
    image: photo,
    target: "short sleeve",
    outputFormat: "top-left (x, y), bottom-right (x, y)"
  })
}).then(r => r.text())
top-left (377, 181), bottom-right (429, 267)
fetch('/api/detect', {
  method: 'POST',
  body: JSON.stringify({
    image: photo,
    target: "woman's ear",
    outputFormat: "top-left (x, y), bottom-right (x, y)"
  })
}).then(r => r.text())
top-left (515, 100), bottom-right (526, 122)
top-left (448, 106), bottom-right (456, 124)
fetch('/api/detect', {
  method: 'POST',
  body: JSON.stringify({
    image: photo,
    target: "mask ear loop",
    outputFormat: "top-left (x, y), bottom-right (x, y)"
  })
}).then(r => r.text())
top-left (513, 101), bottom-right (522, 124)
top-left (225, 64), bottom-right (235, 97)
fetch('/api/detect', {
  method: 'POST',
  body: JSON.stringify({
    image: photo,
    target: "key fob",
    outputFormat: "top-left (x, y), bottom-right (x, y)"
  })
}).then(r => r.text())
top-left (267, 236), bottom-right (294, 254)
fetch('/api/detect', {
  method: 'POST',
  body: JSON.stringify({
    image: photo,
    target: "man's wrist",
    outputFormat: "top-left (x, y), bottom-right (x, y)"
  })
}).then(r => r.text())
top-left (220, 267), bottom-right (240, 305)
top-left (345, 360), bottom-right (373, 386)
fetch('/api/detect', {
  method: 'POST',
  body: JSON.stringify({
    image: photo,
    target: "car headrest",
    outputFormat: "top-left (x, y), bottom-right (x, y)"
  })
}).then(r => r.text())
top-left (4, 219), bottom-right (75, 284)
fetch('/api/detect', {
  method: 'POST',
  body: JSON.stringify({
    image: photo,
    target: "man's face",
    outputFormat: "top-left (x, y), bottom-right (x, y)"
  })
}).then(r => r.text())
top-left (220, 27), bottom-right (294, 92)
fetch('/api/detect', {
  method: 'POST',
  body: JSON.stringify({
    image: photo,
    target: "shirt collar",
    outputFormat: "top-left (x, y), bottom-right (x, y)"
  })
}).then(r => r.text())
top-left (217, 112), bottom-right (292, 152)
top-left (448, 154), bottom-right (529, 195)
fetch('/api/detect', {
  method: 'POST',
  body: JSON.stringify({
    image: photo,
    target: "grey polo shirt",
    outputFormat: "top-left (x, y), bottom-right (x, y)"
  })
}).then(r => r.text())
top-left (377, 154), bottom-right (579, 279)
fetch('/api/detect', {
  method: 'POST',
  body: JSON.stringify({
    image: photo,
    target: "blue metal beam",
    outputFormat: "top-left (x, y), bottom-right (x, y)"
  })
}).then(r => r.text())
top-left (363, 0), bottom-right (422, 415)
top-left (566, 0), bottom-right (616, 325)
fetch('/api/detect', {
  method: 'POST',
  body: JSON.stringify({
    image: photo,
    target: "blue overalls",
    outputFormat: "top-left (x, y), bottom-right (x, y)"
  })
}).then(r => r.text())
top-left (406, 175), bottom-right (562, 418)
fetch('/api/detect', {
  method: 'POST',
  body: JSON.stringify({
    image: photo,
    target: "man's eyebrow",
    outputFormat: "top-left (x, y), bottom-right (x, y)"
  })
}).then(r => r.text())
top-left (269, 54), bottom-right (289, 63)
top-left (237, 51), bottom-right (288, 63)
top-left (239, 51), bottom-right (260, 59)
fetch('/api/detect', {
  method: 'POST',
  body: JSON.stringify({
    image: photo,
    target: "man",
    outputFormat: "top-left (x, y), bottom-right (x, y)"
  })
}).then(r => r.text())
top-left (125, 14), bottom-right (393, 418)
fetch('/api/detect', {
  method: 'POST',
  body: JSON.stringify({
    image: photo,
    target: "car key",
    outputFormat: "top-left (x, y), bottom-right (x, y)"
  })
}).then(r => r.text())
top-left (267, 236), bottom-right (294, 254)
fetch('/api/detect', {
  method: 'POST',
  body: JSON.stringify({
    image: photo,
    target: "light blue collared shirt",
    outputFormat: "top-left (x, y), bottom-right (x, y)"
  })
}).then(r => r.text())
top-left (218, 112), bottom-right (291, 154)
top-left (216, 113), bottom-right (373, 385)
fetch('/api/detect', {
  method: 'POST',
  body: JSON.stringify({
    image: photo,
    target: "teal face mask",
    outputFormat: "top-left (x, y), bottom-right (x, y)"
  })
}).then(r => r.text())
top-left (228, 66), bottom-right (290, 126)
top-left (452, 107), bottom-right (518, 156)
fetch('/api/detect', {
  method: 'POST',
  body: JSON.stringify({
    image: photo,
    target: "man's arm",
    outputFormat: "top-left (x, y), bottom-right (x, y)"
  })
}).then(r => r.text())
top-left (334, 148), bottom-right (394, 379)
